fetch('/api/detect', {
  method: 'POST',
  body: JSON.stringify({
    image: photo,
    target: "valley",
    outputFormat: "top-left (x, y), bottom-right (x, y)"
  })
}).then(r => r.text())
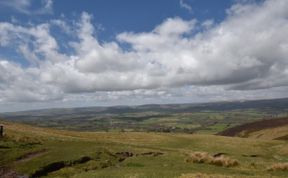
top-left (1, 98), bottom-right (288, 177)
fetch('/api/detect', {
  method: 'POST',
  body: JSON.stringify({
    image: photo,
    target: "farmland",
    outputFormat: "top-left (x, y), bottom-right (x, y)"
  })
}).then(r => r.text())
top-left (1, 98), bottom-right (288, 134)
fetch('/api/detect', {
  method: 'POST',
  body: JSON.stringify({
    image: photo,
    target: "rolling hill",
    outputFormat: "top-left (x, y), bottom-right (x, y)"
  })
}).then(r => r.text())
top-left (218, 117), bottom-right (288, 140)
top-left (1, 119), bottom-right (288, 177)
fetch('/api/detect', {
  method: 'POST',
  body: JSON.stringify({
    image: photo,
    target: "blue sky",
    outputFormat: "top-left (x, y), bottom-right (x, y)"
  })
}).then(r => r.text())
top-left (0, 0), bottom-right (288, 112)
top-left (0, 0), bottom-right (234, 31)
top-left (0, 0), bottom-right (235, 66)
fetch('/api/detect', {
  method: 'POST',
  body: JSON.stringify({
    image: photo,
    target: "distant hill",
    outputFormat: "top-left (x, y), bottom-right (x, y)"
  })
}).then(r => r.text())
top-left (1, 97), bottom-right (288, 133)
top-left (2, 97), bottom-right (288, 119)
top-left (218, 117), bottom-right (288, 140)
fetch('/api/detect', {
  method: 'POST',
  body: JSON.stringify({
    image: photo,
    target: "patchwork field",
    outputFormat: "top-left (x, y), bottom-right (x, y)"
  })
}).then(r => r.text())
top-left (2, 98), bottom-right (288, 134)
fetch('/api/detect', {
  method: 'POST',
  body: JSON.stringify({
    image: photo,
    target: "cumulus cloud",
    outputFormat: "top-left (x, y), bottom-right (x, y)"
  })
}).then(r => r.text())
top-left (0, 60), bottom-right (63, 102)
top-left (0, 0), bottom-right (288, 107)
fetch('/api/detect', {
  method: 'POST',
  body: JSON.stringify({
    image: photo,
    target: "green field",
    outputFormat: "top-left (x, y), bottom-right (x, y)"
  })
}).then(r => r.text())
top-left (2, 98), bottom-right (288, 135)
top-left (3, 108), bottom-right (287, 135)
top-left (1, 120), bottom-right (288, 178)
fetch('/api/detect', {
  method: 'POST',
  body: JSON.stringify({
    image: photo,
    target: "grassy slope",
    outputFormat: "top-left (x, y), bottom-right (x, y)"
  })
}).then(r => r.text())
top-left (218, 117), bottom-right (288, 140)
top-left (1, 120), bottom-right (288, 178)
top-left (246, 125), bottom-right (288, 140)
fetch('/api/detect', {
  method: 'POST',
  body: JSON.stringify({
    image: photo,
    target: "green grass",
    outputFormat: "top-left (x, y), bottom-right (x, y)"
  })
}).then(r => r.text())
top-left (1, 120), bottom-right (288, 178)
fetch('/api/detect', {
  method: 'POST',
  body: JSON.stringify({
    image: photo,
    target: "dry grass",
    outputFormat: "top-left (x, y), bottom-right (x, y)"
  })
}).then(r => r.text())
top-left (178, 173), bottom-right (275, 178)
top-left (210, 156), bottom-right (239, 167)
top-left (248, 125), bottom-right (288, 140)
top-left (185, 152), bottom-right (239, 167)
top-left (267, 162), bottom-right (288, 171)
top-left (179, 173), bottom-right (235, 178)
top-left (186, 152), bottom-right (211, 164)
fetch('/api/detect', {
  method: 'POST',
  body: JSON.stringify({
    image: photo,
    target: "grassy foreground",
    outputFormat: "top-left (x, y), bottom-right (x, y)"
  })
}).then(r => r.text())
top-left (1, 120), bottom-right (288, 178)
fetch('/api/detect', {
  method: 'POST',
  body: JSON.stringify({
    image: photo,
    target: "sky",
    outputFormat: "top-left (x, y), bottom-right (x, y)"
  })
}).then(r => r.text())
top-left (0, 0), bottom-right (288, 112)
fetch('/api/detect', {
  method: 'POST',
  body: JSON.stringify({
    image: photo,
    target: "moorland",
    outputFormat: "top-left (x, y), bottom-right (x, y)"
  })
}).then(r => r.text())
top-left (1, 98), bottom-right (288, 178)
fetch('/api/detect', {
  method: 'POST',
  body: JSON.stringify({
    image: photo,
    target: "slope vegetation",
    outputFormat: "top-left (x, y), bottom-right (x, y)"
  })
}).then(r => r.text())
top-left (218, 117), bottom-right (288, 140)
top-left (1, 119), bottom-right (288, 178)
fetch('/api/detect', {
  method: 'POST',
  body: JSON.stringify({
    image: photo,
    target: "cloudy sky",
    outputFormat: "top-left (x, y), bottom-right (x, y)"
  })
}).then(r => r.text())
top-left (0, 0), bottom-right (288, 112)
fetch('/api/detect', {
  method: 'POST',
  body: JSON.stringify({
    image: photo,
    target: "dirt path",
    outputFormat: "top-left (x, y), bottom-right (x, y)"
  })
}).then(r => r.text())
top-left (16, 149), bottom-right (48, 163)
top-left (0, 167), bottom-right (28, 178)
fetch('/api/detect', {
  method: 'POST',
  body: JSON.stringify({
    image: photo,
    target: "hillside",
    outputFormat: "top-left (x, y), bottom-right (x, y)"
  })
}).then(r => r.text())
top-left (1, 120), bottom-right (288, 178)
top-left (218, 117), bottom-right (288, 140)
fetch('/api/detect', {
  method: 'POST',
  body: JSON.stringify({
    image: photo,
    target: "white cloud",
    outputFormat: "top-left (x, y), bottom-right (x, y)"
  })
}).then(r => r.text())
top-left (0, 0), bottom-right (31, 14)
top-left (36, 0), bottom-right (53, 14)
top-left (0, 60), bottom-right (63, 102)
top-left (0, 0), bottom-right (53, 15)
top-left (179, 0), bottom-right (192, 12)
top-left (0, 0), bottom-right (288, 109)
